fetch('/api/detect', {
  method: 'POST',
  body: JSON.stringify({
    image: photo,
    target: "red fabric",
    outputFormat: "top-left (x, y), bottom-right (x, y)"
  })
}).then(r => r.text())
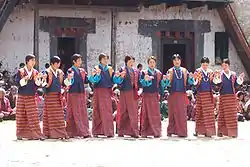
top-left (187, 100), bottom-right (196, 120)
top-left (140, 92), bottom-right (161, 137)
top-left (35, 96), bottom-right (42, 105)
top-left (66, 92), bottom-right (90, 137)
top-left (43, 92), bottom-right (68, 139)
top-left (92, 88), bottom-right (114, 137)
top-left (195, 92), bottom-right (216, 136)
top-left (185, 96), bottom-right (189, 105)
top-left (16, 95), bottom-right (43, 139)
top-left (118, 90), bottom-right (139, 136)
top-left (0, 97), bottom-right (14, 115)
top-left (116, 102), bottom-right (121, 123)
top-left (217, 94), bottom-right (238, 137)
top-left (167, 92), bottom-right (188, 137)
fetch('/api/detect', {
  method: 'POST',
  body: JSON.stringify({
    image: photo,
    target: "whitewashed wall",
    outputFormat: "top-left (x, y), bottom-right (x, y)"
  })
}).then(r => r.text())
top-left (0, 5), bottom-right (34, 74)
top-left (39, 8), bottom-right (111, 72)
top-left (0, 4), bottom-right (247, 78)
top-left (116, 4), bottom-right (247, 77)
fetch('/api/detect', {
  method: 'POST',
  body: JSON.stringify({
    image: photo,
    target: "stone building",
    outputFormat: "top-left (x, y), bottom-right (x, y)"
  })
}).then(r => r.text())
top-left (0, 0), bottom-right (249, 78)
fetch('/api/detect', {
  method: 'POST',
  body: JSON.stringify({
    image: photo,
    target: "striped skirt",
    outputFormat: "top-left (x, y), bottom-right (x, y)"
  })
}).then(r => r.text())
top-left (16, 95), bottom-right (43, 139)
top-left (140, 92), bottom-right (161, 137)
top-left (218, 94), bottom-right (238, 137)
top-left (66, 92), bottom-right (90, 137)
top-left (43, 92), bottom-right (68, 139)
top-left (195, 92), bottom-right (216, 136)
top-left (92, 88), bottom-right (114, 137)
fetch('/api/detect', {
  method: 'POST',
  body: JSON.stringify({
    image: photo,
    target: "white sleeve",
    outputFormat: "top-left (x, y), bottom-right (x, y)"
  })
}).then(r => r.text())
top-left (237, 77), bottom-right (244, 85)
top-left (35, 78), bottom-right (41, 86)
top-left (64, 78), bottom-right (72, 86)
top-left (213, 76), bottom-right (222, 84)
top-left (19, 78), bottom-right (27, 87)
top-left (41, 80), bottom-right (47, 87)
top-left (138, 88), bottom-right (143, 96)
top-left (193, 79), bottom-right (199, 86)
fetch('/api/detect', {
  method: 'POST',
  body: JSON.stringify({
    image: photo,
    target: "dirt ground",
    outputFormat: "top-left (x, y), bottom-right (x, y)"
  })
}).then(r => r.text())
top-left (1, 120), bottom-right (250, 167)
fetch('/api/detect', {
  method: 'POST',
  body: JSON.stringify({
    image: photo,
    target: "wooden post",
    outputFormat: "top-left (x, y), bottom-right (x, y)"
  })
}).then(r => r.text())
top-left (111, 9), bottom-right (117, 70)
top-left (33, 0), bottom-right (40, 69)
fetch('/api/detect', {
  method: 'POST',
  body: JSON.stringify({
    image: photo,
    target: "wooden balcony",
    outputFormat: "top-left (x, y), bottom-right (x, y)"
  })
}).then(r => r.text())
top-left (217, 4), bottom-right (250, 77)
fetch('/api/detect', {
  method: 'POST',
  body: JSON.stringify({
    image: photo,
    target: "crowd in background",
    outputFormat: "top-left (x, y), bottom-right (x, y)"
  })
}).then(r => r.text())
top-left (0, 62), bottom-right (250, 124)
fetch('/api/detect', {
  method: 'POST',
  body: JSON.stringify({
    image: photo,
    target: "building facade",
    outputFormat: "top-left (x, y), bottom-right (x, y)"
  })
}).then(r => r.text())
top-left (0, 0), bottom-right (248, 78)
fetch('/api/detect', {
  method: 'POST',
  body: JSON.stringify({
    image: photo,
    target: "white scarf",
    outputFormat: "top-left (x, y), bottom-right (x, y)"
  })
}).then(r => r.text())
top-left (49, 66), bottom-right (58, 77)
top-left (222, 70), bottom-right (232, 79)
top-left (24, 66), bottom-right (33, 78)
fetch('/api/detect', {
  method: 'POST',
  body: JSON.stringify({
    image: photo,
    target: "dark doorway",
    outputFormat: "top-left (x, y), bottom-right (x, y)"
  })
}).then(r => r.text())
top-left (162, 44), bottom-right (186, 74)
top-left (57, 37), bottom-right (76, 73)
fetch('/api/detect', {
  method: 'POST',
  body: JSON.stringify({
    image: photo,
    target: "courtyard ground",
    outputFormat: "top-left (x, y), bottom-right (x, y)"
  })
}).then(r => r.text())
top-left (1, 121), bottom-right (250, 167)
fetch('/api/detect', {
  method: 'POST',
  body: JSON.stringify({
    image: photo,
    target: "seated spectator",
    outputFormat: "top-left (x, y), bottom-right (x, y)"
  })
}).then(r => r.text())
top-left (6, 86), bottom-right (18, 109)
top-left (213, 94), bottom-right (220, 120)
top-left (243, 92), bottom-right (250, 121)
top-left (236, 91), bottom-right (245, 122)
top-left (2, 70), bottom-right (14, 90)
top-left (112, 87), bottom-right (120, 121)
top-left (186, 91), bottom-right (196, 121)
top-left (36, 88), bottom-right (44, 121)
top-left (19, 63), bottom-right (25, 69)
top-left (0, 88), bottom-right (15, 121)
top-left (45, 63), bottom-right (50, 69)
top-left (160, 90), bottom-right (168, 120)
top-left (61, 88), bottom-right (67, 121)
top-left (137, 63), bottom-right (143, 73)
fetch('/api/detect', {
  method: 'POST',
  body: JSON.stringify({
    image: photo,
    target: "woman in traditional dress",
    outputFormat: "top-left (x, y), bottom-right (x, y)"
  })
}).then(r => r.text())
top-left (15, 54), bottom-right (45, 140)
top-left (166, 54), bottom-right (194, 137)
top-left (89, 53), bottom-right (115, 138)
top-left (113, 55), bottom-right (140, 138)
top-left (193, 57), bottom-right (216, 137)
top-left (43, 56), bottom-right (68, 139)
top-left (213, 58), bottom-right (244, 138)
top-left (64, 54), bottom-right (90, 138)
top-left (139, 56), bottom-right (167, 138)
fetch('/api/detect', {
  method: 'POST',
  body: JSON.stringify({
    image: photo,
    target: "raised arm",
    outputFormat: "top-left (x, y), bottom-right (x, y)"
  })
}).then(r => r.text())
top-left (64, 69), bottom-right (74, 86)
top-left (88, 67), bottom-right (101, 84)
top-left (160, 73), bottom-right (169, 89)
top-left (139, 72), bottom-right (152, 87)
top-left (113, 68), bottom-right (125, 85)
top-left (187, 71), bottom-right (195, 85)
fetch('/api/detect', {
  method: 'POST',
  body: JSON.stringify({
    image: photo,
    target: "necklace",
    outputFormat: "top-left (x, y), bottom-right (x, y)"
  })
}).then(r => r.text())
top-left (174, 68), bottom-right (182, 79)
top-left (203, 73), bottom-right (209, 82)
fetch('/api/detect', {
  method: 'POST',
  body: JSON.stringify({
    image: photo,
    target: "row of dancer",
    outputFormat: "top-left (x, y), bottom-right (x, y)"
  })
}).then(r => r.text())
top-left (15, 53), bottom-right (245, 140)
